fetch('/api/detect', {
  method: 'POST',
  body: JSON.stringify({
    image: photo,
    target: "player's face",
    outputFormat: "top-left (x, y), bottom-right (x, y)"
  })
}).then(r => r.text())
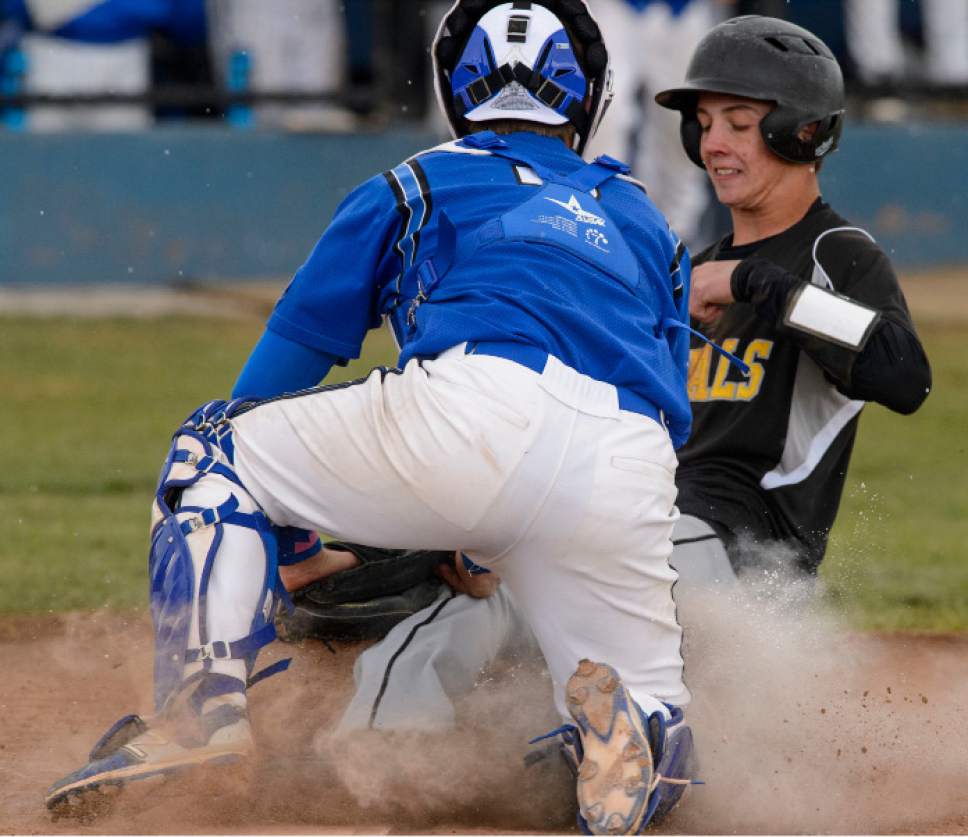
top-left (695, 93), bottom-right (793, 211)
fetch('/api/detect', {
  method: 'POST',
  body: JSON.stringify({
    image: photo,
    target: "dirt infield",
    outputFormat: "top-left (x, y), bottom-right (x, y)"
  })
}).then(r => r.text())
top-left (2, 603), bottom-right (966, 835)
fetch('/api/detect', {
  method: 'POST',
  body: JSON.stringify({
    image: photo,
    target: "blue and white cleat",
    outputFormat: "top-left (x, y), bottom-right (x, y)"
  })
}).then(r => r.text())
top-left (45, 696), bottom-right (252, 820)
top-left (533, 659), bottom-right (698, 835)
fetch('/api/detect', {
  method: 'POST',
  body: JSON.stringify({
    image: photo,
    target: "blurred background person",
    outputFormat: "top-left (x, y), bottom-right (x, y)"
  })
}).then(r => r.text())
top-left (205, 0), bottom-right (352, 131)
top-left (1, 0), bottom-right (205, 130)
top-left (585, 0), bottom-right (727, 252)
top-left (845, 0), bottom-right (968, 90)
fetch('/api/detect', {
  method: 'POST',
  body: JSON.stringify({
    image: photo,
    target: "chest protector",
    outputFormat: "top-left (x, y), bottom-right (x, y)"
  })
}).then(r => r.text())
top-left (400, 134), bottom-right (648, 333)
top-left (477, 143), bottom-right (641, 290)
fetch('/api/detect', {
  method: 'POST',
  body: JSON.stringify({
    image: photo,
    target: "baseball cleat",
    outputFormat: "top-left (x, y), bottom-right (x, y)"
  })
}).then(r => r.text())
top-left (45, 704), bottom-right (253, 819)
top-left (531, 659), bottom-right (697, 835)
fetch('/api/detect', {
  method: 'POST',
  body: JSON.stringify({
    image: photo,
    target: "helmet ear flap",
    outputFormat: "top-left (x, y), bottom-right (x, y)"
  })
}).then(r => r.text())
top-left (759, 105), bottom-right (841, 164)
top-left (814, 110), bottom-right (844, 158)
top-left (680, 115), bottom-right (705, 169)
top-left (759, 106), bottom-right (809, 163)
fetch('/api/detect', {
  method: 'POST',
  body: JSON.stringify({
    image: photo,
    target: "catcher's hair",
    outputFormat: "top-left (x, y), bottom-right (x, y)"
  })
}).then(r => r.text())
top-left (473, 118), bottom-right (577, 144)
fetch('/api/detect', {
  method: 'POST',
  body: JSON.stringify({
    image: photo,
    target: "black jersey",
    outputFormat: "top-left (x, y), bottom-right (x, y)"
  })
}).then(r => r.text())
top-left (676, 199), bottom-right (930, 574)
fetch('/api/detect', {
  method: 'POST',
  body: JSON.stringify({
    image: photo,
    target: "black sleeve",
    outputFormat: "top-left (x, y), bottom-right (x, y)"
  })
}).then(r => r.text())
top-left (731, 252), bottom-right (931, 414)
top-left (848, 316), bottom-right (931, 413)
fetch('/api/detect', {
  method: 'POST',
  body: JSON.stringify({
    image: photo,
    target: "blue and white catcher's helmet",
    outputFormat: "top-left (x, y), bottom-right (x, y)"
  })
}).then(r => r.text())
top-left (432, 0), bottom-right (613, 155)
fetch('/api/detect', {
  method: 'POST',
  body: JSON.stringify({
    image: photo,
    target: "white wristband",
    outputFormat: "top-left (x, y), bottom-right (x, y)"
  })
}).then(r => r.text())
top-left (784, 283), bottom-right (880, 350)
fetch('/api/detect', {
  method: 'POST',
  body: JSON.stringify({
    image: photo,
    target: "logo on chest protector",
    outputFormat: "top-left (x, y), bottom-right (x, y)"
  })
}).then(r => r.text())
top-left (497, 177), bottom-right (637, 286)
top-left (584, 228), bottom-right (609, 252)
top-left (544, 194), bottom-right (605, 226)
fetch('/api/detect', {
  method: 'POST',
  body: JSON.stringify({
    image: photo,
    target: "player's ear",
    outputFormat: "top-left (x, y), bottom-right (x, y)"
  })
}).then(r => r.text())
top-left (797, 121), bottom-right (820, 143)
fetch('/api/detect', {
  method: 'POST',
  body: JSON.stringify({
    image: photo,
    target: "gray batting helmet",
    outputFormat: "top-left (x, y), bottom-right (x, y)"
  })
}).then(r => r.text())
top-left (655, 15), bottom-right (845, 167)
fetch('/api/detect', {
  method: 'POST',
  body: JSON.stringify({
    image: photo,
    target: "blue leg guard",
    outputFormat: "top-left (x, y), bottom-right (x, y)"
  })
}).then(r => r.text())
top-left (46, 398), bottom-right (300, 817)
top-left (149, 397), bottom-right (294, 710)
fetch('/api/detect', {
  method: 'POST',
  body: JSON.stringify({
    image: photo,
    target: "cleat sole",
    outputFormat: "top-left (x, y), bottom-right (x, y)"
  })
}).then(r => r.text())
top-left (45, 745), bottom-right (250, 817)
top-left (567, 661), bottom-right (654, 836)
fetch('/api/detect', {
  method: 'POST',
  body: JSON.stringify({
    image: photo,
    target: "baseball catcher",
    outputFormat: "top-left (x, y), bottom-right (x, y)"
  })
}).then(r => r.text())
top-left (46, 3), bottom-right (700, 833)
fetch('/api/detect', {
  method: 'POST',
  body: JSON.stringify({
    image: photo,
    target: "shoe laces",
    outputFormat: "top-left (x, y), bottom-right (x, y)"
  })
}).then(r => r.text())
top-left (527, 723), bottom-right (583, 772)
top-left (645, 706), bottom-right (703, 791)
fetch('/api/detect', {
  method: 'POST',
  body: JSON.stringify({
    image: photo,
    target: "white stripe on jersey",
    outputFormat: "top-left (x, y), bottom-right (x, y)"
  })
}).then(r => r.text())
top-left (760, 354), bottom-right (864, 490)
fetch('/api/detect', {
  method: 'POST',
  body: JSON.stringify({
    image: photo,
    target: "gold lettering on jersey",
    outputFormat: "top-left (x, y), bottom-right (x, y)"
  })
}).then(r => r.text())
top-left (688, 338), bottom-right (775, 402)
top-left (687, 343), bottom-right (713, 401)
top-left (710, 338), bottom-right (740, 399)
top-left (736, 339), bottom-right (774, 401)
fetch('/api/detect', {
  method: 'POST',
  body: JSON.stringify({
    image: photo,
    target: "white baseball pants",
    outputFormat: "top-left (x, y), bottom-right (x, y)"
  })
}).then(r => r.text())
top-left (232, 346), bottom-right (688, 719)
top-left (337, 514), bottom-right (736, 733)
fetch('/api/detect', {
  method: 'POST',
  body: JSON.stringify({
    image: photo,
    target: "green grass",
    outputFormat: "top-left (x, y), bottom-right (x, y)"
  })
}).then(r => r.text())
top-left (0, 316), bottom-right (396, 614)
top-left (1, 316), bottom-right (964, 631)
top-left (820, 323), bottom-right (968, 631)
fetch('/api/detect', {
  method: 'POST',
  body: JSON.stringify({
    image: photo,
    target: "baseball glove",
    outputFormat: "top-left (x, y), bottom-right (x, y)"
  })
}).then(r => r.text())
top-left (276, 542), bottom-right (451, 643)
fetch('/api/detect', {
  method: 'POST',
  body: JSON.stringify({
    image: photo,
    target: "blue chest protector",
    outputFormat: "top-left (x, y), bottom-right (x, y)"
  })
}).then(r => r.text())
top-left (392, 135), bottom-right (700, 448)
top-left (406, 138), bottom-right (643, 315)
top-left (485, 151), bottom-right (641, 289)
top-left (397, 136), bottom-right (669, 351)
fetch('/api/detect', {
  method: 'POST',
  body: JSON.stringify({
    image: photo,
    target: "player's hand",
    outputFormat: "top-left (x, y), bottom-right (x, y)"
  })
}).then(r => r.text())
top-left (436, 551), bottom-right (501, 599)
top-left (278, 546), bottom-right (361, 593)
top-left (690, 260), bottom-right (741, 324)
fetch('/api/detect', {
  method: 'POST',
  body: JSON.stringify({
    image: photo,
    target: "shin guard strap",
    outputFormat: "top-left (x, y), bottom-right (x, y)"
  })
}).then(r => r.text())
top-left (185, 623), bottom-right (277, 664)
top-left (179, 495), bottom-right (241, 535)
top-left (189, 672), bottom-right (246, 714)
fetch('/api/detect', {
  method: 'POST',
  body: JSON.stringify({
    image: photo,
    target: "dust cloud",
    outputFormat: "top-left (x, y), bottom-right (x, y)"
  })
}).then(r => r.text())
top-left (673, 553), bottom-right (968, 835)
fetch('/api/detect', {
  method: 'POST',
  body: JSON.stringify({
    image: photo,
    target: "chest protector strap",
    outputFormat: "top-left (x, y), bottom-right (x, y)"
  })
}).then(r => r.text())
top-left (664, 319), bottom-right (751, 377)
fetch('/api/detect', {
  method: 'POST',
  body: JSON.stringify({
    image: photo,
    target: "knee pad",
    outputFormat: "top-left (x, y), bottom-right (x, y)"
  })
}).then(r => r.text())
top-left (148, 398), bottom-right (292, 711)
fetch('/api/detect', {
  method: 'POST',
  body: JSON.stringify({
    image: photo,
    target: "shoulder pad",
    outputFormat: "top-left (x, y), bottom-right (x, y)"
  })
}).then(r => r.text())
top-left (414, 139), bottom-right (495, 158)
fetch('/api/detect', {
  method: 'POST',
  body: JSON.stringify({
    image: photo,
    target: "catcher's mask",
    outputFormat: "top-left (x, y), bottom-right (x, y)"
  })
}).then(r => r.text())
top-left (655, 15), bottom-right (845, 167)
top-left (432, 0), bottom-right (613, 155)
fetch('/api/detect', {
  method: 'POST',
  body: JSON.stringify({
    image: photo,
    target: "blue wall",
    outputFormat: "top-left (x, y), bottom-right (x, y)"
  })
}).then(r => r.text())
top-left (0, 127), bottom-right (438, 286)
top-left (820, 123), bottom-right (966, 268)
top-left (0, 122), bottom-right (965, 286)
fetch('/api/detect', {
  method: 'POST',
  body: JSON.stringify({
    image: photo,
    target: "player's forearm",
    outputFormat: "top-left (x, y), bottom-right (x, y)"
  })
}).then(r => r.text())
top-left (845, 317), bottom-right (931, 413)
top-left (730, 257), bottom-right (930, 411)
top-left (232, 327), bottom-right (337, 399)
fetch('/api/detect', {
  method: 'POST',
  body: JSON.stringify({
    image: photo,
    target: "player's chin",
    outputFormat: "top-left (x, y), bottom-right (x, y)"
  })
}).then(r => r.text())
top-left (707, 174), bottom-right (749, 207)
